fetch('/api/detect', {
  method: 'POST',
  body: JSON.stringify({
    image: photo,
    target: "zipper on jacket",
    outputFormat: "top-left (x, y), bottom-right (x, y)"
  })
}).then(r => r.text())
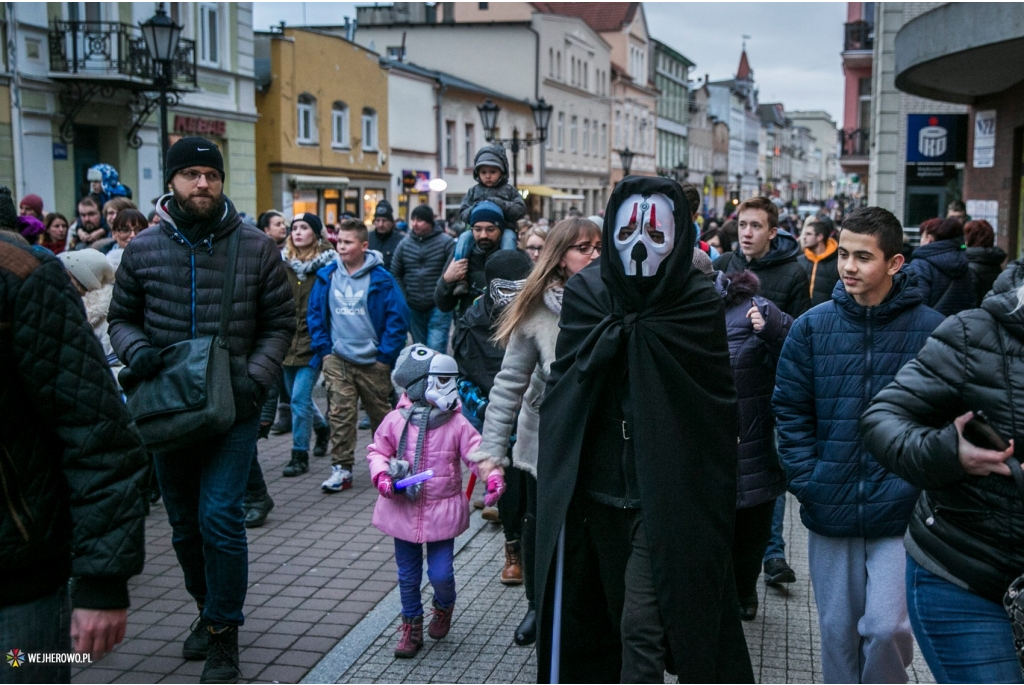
top-left (170, 231), bottom-right (215, 339)
top-left (858, 308), bottom-right (874, 537)
top-left (0, 444), bottom-right (33, 542)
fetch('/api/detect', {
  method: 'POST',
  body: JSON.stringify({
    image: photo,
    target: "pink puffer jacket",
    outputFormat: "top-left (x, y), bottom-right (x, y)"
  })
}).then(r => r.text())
top-left (367, 397), bottom-right (484, 543)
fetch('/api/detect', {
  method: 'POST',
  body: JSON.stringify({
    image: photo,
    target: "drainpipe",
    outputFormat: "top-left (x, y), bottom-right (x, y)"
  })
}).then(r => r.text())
top-left (435, 80), bottom-right (446, 218)
top-left (527, 25), bottom-right (544, 186)
top-left (7, 3), bottom-right (26, 198)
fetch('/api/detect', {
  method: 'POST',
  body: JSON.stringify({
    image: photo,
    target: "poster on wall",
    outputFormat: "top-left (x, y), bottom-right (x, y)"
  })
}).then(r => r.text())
top-left (906, 114), bottom-right (968, 164)
top-left (966, 199), bottom-right (998, 235)
top-left (973, 110), bottom-right (996, 169)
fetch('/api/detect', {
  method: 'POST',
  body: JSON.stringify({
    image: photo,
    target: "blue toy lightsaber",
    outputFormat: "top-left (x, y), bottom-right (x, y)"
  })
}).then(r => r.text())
top-left (550, 523), bottom-right (565, 684)
top-left (395, 469), bottom-right (434, 490)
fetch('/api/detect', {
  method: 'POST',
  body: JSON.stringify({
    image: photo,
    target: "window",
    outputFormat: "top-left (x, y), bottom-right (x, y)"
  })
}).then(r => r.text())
top-left (479, 1), bottom-right (488, 8)
top-left (464, 123), bottom-right (474, 168)
top-left (445, 120), bottom-right (456, 168)
top-left (600, 123), bottom-right (607, 158)
top-left (199, 3), bottom-right (220, 66)
top-left (361, 108), bottom-right (378, 151)
top-left (557, 112), bottom-right (565, 151)
top-left (614, 111), bottom-right (621, 147)
top-left (332, 102), bottom-right (349, 148)
top-left (570, 116), bottom-right (577, 153)
top-left (584, 63), bottom-right (588, 91)
top-left (549, 48), bottom-right (554, 77)
top-left (525, 133), bottom-right (534, 172)
top-left (592, 121), bottom-right (599, 156)
top-left (582, 119), bottom-right (589, 156)
top-left (858, 77), bottom-right (872, 131)
top-left (571, 56), bottom-right (575, 86)
top-left (557, 51), bottom-right (562, 80)
top-left (386, 46), bottom-right (405, 61)
top-left (297, 93), bottom-right (316, 144)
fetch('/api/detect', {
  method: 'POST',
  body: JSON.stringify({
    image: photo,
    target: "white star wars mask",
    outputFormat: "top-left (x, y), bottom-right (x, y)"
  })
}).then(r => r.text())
top-left (424, 353), bottom-right (460, 411)
top-left (614, 193), bottom-right (676, 277)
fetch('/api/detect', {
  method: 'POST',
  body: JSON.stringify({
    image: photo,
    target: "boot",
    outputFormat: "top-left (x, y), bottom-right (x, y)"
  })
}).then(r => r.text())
top-left (282, 449), bottom-right (309, 477)
top-left (394, 615), bottom-right (423, 658)
top-left (313, 424), bottom-right (330, 457)
top-left (427, 600), bottom-right (454, 640)
top-left (500, 540), bottom-right (523, 585)
top-left (182, 611), bottom-right (210, 660)
top-left (200, 625), bottom-right (240, 683)
top-left (270, 404), bottom-right (291, 434)
top-left (244, 492), bottom-right (275, 529)
top-left (514, 607), bottom-right (537, 646)
top-left (481, 506), bottom-right (501, 523)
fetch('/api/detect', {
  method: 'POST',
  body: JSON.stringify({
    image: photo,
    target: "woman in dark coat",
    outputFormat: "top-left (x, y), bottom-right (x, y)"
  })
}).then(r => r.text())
top-left (964, 219), bottom-right (1005, 307)
top-left (861, 262), bottom-right (1024, 684)
top-left (903, 217), bottom-right (975, 316)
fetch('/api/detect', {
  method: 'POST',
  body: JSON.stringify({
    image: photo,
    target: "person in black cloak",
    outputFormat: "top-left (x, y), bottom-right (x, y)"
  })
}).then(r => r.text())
top-left (534, 175), bottom-right (754, 684)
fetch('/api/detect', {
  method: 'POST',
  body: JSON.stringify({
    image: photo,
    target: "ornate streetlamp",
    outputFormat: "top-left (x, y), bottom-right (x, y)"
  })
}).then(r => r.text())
top-left (617, 147), bottom-right (635, 177)
top-left (476, 98), bottom-right (554, 188)
top-left (140, 4), bottom-right (183, 166)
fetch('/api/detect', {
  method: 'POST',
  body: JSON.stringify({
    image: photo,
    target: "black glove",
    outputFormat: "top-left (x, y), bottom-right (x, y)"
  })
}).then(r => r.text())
top-left (257, 422), bottom-right (272, 440)
top-left (130, 347), bottom-right (164, 380)
top-left (245, 377), bottom-right (268, 412)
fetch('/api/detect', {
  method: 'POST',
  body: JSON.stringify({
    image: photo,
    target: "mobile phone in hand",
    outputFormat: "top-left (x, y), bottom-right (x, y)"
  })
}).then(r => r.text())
top-left (963, 410), bottom-right (1010, 451)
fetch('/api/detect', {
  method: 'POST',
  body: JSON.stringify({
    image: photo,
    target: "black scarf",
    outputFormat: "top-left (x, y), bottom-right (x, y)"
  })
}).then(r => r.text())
top-left (535, 176), bottom-right (750, 682)
top-left (165, 194), bottom-right (234, 246)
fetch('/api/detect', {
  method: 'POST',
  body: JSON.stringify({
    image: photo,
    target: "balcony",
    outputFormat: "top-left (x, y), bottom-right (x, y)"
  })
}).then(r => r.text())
top-left (49, 20), bottom-right (196, 89)
top-left (844, 21), bottom-right (874, 52)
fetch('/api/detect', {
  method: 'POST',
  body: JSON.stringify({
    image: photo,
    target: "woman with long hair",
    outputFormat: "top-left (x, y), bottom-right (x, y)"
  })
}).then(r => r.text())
top-left (520, 225), bottom-right (547, 263)
top-left (471, 217), bottom-right (601, 646)
top-left (40, 213), bottom-right (69, 255)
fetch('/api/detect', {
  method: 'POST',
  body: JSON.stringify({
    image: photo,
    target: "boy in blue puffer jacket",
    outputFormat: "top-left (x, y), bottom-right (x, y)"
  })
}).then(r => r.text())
top-left (772, 207), bottom-right (944, 684)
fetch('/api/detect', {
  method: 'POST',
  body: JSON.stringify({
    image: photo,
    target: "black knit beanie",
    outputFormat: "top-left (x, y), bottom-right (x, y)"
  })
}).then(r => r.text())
top-left (410, 204), bottom-right (435, 224)
top-left (0, 186), bottom-right (18, 230)
top-left (291, 212), bottom-right (324, 238)
top-left (165, 137), bottom-right (225, 184)
top-left (484, 248), bottom-right (533, 284)
top-left (374, 200), bottom-right (394, 221)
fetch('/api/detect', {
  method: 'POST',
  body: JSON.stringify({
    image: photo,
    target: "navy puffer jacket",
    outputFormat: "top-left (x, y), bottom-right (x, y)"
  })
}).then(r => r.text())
top-left (903, 238), bottom-right (975, 316)
top-left (772, 271), bottom-right (945, 537)
top-left (717, 270), bottom-right (791, 509)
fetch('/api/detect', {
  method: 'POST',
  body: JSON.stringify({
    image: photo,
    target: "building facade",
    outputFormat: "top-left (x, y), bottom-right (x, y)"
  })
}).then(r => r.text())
top-left (652, 39), bottom-right (693, 184)
top-left (708, 49), bottom-right (761, 201)
top-left (686, 81), bottom-right (718, 217)
top-left (789, 109), bottom-right (841, 202)
top-left (839, 2), bottom-right (874, 200)
top-left (1, 2), bottom-right (257, 219)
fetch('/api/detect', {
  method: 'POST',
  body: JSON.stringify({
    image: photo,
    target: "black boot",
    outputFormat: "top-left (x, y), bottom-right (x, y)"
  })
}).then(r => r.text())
top-left (244, 492), bottom-right (275, 529)
top-left (200, 625), bottom-right (240, 683)
top-left (313, 424), bottom-right (330, 457)
top-left (270, 403), bottom-right (291, 434)
top-left (182, 610), bottom-right (210, 660)
top-left (514, 606), bottom-right (537, 646)
top-left (282, 450), bottom-right (309, 477)
top-left (515, 509), bottom-right (537, 645)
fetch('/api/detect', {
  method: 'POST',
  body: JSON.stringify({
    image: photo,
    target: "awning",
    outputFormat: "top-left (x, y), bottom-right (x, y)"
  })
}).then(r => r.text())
top-left (553, 193), bottom-right (585, 201)
top-left (518, 184), bottom-right (560, 198)
top-left (288, 175), bottom-right (350, 190)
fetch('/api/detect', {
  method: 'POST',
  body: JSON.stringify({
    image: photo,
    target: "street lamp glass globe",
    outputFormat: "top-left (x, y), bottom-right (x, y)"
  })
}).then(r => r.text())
top-left (428, 178), bottom-right (448, 193)
top-left (532, 98), bottom-right (553, 142)
top-left (477, 100), bottom-right (500, 141)
top-left (140, 5), bottom-right (182, 64)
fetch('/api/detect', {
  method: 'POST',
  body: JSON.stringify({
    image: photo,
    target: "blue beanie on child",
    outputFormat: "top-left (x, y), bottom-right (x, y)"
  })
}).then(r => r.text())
top-left (469, 200), bottom-right (505, 229)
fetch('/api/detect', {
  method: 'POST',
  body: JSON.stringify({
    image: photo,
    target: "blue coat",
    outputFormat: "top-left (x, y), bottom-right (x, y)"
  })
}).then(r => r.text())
top-left (772, 272), bottom-right (945, 537)
top-left (903, 238), bottom-right (975, 316)
top-left (307, 259), bottom-right (410, 369)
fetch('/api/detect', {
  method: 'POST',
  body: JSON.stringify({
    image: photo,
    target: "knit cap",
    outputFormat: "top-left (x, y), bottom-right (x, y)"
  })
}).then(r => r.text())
top-left (469, 200), bottom-right (505, 229)
top-left (374, 200), bottom-right (395, 221)
top-left (411, 204), bottom-right (435, 224)
top-left (20, 194), bottom-right (44, 216)
top-left (291, 212), bottom-right (324, 238)
top-left (0, 186), bottom-right (18, 230)
top-left (164, 137), bottom-right (224, 184)
top-left (58, 249), bottom-right (115, 292)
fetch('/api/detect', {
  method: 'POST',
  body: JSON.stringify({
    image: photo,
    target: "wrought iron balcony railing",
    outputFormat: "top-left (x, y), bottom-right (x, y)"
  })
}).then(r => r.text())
top-left (844, 21), bottom-right (874, 52)
top-left (840, 128), bottom-right (870, 158)
top-left (49, 20), bottom-right (196, 88)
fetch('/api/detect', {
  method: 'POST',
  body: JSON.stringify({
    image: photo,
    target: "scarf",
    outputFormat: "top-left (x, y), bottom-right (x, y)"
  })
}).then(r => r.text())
top-left (387, 401), bottom-right (455, 500)
top-left (165, 194), bottom-right (231, 246)
top-left (287, 248), bottom-right (336, 282)
top-left (543, 285), bottom-right (563, 315)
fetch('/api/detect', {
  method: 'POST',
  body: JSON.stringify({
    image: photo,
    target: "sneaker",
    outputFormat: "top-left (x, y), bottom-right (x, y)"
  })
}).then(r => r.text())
top-left (182, 614), bottom-right (211, 660)
top-left (200, 625), bottom-right (240, 684)
top-left (427, 600), bottom-right (454, 640)
top-left (763, 558), bottom-right (797, 586)
top-left (394, 615), bottom-right (423, 658)
top-left (313, 424), bottom-right (330, 457)
top-left (481, 506), bottom-right (500, 523)
top-left (472, 497), bottom-right (485, 510)
top-left (322, 465), bottom-right (353, 493)
top-left (358, 415), bottom-right (371, 430)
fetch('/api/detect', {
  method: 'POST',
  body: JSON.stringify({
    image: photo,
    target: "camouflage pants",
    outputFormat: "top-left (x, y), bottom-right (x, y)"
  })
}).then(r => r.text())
top-left (321, 354), bottom-right (393, 468)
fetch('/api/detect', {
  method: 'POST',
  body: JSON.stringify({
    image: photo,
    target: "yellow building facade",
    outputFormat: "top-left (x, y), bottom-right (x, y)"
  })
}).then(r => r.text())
top-left (255, 28), bottom-right (390, 224)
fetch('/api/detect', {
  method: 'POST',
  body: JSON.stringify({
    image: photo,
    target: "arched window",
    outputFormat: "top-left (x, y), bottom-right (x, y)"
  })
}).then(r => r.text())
top-left (361, 107), bottom-right (378, 151)
top-left (332, 102), bottom-right (350, 148)
top-left (297, 93), bottom-right (317, 144)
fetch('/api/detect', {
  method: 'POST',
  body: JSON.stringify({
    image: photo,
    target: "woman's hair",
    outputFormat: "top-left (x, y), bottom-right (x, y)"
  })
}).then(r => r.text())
top-left (102, 197), bottom-right (136, 218)
top-left (920, 216), bottom-right (964, 242)
top-left (519, 225), bottom-right (548, 250)
top-left (257, 210), bottom-right (284, 231)
top-left (721, 219), bottom-right (739, 244)
top-left (44, 212), bottom-right (68, 238)
top-left (702, 227), bottom-right (732, 254)
top-left (494, 217), bottom-right (600, 347)
top-left (963, 220), bottom-right (994, 248)
top-left (112, 209), bottom-right (147, 233)
top-left (284, 229), bottom-right (322, 261)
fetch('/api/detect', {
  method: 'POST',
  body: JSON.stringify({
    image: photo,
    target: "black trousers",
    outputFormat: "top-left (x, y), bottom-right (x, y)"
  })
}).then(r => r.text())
top-left (499, 469), bottom-right (538, 606)
top-left (732, 498), bottom-right (776, 605)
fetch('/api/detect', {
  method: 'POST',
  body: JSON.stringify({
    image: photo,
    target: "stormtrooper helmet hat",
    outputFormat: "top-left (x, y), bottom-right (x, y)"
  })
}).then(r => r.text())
top-left (392, 344), bottom-right (460, 411)
top-left (614, 192), bottom-right (676, 277)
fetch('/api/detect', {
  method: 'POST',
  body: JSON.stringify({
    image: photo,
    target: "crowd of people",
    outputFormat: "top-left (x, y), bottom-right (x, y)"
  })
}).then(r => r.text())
top-left (1, 132), bottom-right (1022, 685)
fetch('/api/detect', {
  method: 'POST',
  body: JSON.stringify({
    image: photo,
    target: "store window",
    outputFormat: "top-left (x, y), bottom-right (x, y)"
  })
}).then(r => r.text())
top-left (323, 188), bottom-right (340, 226)
top-left (363, 190), bottom-right (386, 226)
top-left (362, 108), bottom-right (378, 151)
top-left (199, 3), bottom-right (220, 67)
top-left (332, 102), bottom-right (349, 149)
top-left (297, 94), bottom-right (316, 144)
top-left (293, 189), bottom-right (318, 216)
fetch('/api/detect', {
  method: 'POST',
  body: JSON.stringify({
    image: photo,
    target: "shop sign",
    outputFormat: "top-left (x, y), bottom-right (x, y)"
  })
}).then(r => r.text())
top-left (52, 142), bottom-right (68, 160)
top-left (973, 110), bottom-right (996, 169)
top-left (173, 116), bottom-right (227, 137)
top-left (906, 114), bottom-right (967, 164)
top-left (402, 170), bottom-right (431, 192)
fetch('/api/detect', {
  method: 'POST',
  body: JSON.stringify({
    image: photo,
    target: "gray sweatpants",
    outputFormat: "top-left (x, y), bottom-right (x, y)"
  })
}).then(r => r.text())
top-left (807, 532), bottom-right (913, 684)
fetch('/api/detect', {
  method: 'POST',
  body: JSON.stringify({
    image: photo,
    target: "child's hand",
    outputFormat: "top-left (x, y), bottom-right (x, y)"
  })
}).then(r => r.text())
top-left (374, 472), bottom-right (394, 499)
top-left (746, 298), bottom-right (766, 332)
top-left (443, 259), bottom-right (469, 284)
top-left (483, 472), bottom-right (506, 507)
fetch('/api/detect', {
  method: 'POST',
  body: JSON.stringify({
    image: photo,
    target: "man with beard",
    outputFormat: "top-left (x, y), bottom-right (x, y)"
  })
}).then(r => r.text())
top-left (73, 196), bottom-right (108, 250)
top-left (108, 137), bottom-right (294, 684)
top-left (368, 200), bottom-right (403, 270)
top-left (435, 201), bottom-right (510, 317)
top-left (535, 177), bottom-right (753, 683)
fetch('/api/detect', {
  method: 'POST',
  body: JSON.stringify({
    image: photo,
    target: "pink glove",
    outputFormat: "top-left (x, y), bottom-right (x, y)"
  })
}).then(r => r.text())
top-left (374, 472), bottom-right (394, 499)
top-left (483, 471), bottom-right (506, 507)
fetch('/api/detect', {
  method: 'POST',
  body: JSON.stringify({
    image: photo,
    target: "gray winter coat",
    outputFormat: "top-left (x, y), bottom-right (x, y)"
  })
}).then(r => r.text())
top-left (458, 144), bottom-right (527, 225)
top-left (390, 225), bottom-right (455, 312)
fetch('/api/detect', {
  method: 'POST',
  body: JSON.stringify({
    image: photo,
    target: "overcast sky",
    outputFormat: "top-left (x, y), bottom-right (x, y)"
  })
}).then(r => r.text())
top-left (252, 1), bottom-right (847, 123)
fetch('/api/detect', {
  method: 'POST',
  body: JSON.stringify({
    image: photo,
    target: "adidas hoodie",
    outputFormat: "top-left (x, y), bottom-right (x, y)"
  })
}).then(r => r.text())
top-left (329, 250), bottom-right (382, 364)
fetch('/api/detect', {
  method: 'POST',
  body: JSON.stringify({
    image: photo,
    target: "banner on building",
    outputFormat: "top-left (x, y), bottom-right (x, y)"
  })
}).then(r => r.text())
top-left (972, 110), bottom-right (996, 169)
top-left (906, 114), bottom-right (968, 164)
top-left (402, 170), bottom-right (432, 193)
top-left (966, 199), bottom-right (998, 235)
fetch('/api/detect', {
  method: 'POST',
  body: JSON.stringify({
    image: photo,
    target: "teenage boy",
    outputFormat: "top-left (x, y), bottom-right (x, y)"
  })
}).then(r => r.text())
top-left (308, 218), bottom-right (409, 493)
top-left (772, 206), bottom-right (944, 683)
top-left (798, 216), bottom-right (839, 306)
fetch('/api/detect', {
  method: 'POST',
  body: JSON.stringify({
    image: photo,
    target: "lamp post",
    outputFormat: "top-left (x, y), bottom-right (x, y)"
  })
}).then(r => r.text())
top-left (617, 147), bottom-right (635, 178)
top-left (477, 98), bottom-right (553, 188)
top-left (672, 161), bottom-right (688, 184)
top-left (140, 4), bottom-right (183, 169)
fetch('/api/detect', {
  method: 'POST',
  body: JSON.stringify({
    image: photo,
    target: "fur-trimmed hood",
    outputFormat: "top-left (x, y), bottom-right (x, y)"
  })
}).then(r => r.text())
top-left (83, 282), bottom-right (114, 329)
top-left (714, 269), bottom-right (761, 308)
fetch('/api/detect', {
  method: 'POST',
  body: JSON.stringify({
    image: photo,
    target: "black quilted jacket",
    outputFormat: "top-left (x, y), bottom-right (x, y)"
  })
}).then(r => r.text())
top-left (713, 231), bottom-right (812, 318)
top-left (0, 234), bottom-right (148, 609)
top-left (862, 262), bottom-right (1024, 604)
top-left (108, 196), bottom-right (295, 421)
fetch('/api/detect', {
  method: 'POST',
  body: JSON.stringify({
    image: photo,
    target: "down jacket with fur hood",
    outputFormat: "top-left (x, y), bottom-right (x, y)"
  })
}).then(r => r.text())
top-left (717, 270), bottom-right (791, 509)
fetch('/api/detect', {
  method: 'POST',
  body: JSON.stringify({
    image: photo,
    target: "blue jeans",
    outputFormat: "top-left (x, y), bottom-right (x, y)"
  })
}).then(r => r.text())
top-left (155, 414), bottom-right (259, 627)
top-left (0, 586), bottom-right (71, 684)
top-left (408, 308), bottom-right (452, 354)
top-left (762, 495), bottom-right (787, 562)
top-left (907, 554), bottom-right (1022, 684)
top-left (394, 537), bottom-right (456, 617)
top-left (282, 365), bottom-right (327, 452)
top-left (453, 227), bottom-right (519, 261)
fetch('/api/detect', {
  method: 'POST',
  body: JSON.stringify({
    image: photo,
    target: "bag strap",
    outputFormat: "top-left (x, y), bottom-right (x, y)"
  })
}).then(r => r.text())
top-left (218, 227), bottom-right (241, 342)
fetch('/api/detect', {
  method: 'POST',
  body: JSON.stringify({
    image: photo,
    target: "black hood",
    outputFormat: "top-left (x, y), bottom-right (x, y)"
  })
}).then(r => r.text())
top-left (599, 175), bottom-right (696, 312)
top-left (911, 238), bottom-right (970, 279)
top-left (966, 245), bottom-right (1007, 266)
top-left (472, 144), bottom-right (510, 186)
top-left (982, 260), bottom-right (1024, 343)
top-left (732, 229), bottom-right (801, 270)
top-left (832, 270), bottom-right (924, 325)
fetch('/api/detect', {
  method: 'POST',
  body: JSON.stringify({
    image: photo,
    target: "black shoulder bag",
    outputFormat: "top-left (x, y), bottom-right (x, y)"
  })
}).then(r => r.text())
top-left (123, 228), bottom-right (239, 452)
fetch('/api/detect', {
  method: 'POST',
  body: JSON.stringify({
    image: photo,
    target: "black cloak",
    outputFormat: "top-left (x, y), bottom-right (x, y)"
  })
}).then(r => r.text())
top-left (534, 176), bottom-right (753, 683)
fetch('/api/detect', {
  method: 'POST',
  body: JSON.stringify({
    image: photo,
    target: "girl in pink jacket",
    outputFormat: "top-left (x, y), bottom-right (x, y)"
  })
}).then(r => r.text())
top-left (368, 344), bottom-right (505, 658)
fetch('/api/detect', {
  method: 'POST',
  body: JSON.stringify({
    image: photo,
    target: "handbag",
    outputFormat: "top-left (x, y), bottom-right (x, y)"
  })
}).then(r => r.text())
top-left (123, 228), bottom-right (240, 452)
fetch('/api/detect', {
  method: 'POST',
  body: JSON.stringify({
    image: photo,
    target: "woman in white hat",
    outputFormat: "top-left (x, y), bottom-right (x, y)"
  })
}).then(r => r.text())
top-left (57, 249), bottom-right (122, 378)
